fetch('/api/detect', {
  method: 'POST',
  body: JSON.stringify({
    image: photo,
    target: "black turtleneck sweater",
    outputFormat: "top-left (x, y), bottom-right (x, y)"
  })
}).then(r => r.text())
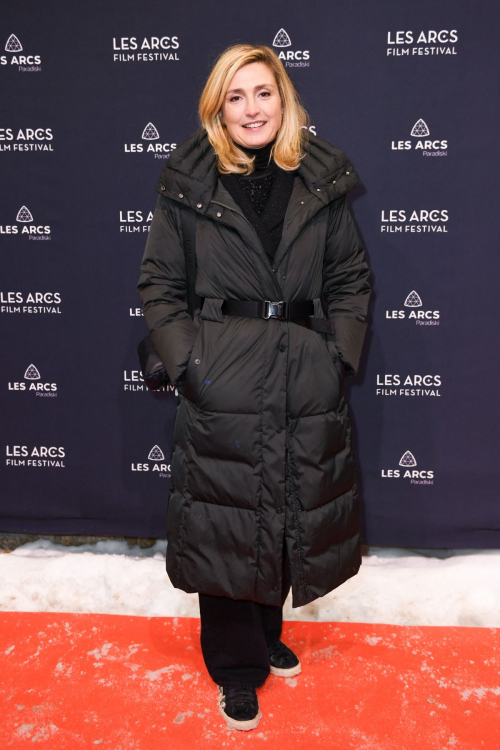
top-left (217, 136), bottom-right (297, 266)
top-left (234, 137), bottom-right (276, 213)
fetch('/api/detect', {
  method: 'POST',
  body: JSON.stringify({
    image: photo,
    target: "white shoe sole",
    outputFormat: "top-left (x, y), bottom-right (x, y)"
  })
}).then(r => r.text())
top-left (269, 659), bottom-right (302, 677)
top-left (218, 702), bottom-right (262, 731)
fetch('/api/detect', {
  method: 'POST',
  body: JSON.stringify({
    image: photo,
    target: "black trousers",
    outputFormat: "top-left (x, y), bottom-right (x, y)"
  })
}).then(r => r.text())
top-left (198, 536), bottom-right (292, 688)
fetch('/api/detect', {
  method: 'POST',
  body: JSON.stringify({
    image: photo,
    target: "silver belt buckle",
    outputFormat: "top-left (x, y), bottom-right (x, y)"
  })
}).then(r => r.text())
top-left (264, 300), bottom-right (284, 319)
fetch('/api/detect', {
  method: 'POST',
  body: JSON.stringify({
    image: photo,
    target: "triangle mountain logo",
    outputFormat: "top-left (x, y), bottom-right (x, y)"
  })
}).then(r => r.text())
top-left (16, 206), bottom-right (33, 223)
top-left (272, 29), bottom-right (292, 47)
top-left (5, 34), bottom-right (22, 52)
top-left (24, 364), bottom-right (41, 380)
top-left (148, 445), bottom-right (165, 461)
top-left (399, 450), bottom-right (417, 467)
top-left (142, 123), bottom-right (160, 141)
top-left (411, 119), bottom-right (430, 137)
top-left (404, 291), bottom-right (423, 308)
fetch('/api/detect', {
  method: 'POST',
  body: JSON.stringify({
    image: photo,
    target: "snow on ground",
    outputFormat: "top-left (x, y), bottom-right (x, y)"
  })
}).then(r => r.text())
top-left (1, 539), bottom-right (499, 627)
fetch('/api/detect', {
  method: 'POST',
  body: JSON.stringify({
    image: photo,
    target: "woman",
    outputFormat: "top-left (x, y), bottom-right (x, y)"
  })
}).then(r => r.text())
top-left (137, 43), bottom-right (371, 731)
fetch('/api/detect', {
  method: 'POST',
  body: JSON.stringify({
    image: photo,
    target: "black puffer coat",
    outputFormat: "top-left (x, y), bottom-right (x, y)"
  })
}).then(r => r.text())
top-left (137, 128), bottom-right (371, 608)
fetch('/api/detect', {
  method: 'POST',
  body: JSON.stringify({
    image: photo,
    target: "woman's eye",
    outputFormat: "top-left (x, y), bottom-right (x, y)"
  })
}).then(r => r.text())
top-left (228, 91), bottom-right (271, 103)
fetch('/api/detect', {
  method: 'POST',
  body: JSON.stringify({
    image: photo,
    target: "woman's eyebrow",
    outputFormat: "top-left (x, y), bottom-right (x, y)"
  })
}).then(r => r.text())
top-left (226, 83), bottom-right (276, 95)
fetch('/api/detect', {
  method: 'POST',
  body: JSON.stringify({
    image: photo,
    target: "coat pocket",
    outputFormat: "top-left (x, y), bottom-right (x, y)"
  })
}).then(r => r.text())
top-left (320, 332), bottom-right (345, 381)
top-left (183, 316), bottom-right (229, 401)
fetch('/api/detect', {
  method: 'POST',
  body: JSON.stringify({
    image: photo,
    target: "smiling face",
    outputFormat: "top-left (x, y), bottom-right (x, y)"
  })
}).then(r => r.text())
top-left (220, 61), bottom-right (284, 149)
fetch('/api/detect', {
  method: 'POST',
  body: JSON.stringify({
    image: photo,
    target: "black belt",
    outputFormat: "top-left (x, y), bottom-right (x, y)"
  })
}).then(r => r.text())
top-left (220, 299), bottom-right (335, 335)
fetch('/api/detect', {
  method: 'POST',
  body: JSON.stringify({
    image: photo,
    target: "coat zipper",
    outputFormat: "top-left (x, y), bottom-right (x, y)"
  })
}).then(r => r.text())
top-left (210, 199), bottom-right (284, 299)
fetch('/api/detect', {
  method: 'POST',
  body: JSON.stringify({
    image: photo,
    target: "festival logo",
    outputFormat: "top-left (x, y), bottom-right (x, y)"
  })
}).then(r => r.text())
top-left (131, 444), bottom-right (170, 478)
top-left (376, 373), bottom-right (441, 397)
top-left (8, 364), bottom-right (58, 397)
top-left (0, 127), bottom-right (54, 152)
top-left (1, 34), bottom-right (42, 71)
top-left (380, 209), bottom-right (449, 233)
top-left (119, 209), bottom-right (153, 234)
top-left (385, 291), bottom-right (440, 326)
top-left (0, 291), bottom-right (62, 314)
top-left (123, 368), bottom-right (175, 394)
top-left (386, 29), bottom-right (458, 57)
top-left (381, 450), bottom-right (434, 484)
top-left (272, 29), bottom-right (310, 67)
top-left (112, 35), bottom-right (180, 63)
top-left (0, 206), bottom-right (51, 240)
top-left (124, 123), bottom-right (177, 159)
top-left (391, 119), bottom-right (448, 156)
top-left (5, 444), bottom-right (65, 468)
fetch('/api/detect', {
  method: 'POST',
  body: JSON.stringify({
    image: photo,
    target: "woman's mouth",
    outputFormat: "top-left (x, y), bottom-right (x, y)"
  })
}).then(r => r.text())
top-left (242, 121), bottom-right (267, 130)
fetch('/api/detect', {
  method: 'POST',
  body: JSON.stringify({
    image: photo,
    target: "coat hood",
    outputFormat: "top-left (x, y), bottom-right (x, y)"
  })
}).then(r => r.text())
top-left (156, 128), bottom-right (362, 213)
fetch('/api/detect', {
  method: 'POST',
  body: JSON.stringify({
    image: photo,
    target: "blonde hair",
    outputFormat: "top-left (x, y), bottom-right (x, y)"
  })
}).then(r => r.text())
top-left (198, 43), bottom-right (311, 175)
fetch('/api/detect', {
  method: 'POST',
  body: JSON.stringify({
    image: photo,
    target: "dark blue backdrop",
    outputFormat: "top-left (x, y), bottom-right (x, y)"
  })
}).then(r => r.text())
top-left (1, 0), bottom-right (499, 547)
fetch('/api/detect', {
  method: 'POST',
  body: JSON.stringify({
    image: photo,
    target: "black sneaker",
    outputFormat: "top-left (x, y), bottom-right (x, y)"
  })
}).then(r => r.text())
top-left (268, 639), bottom-right (302, 677)
top-left (217, 685), bottom-right (262, 731)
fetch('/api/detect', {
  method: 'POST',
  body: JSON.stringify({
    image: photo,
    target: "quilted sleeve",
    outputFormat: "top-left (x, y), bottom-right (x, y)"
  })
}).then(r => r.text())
top-left (322, 194), bottom-right (371, 377)
top-left (137, 194), bottom-right (197, 386)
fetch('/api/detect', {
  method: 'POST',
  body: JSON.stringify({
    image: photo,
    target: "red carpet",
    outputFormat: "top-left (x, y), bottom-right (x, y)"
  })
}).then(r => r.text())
top-left (0, 612), bottom-right (498, 748)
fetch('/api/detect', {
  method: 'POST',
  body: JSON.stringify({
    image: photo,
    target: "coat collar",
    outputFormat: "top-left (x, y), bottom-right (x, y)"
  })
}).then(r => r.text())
top-left (155, 128), bottom-right (362, 297)
top-left (156, 127), bottom-right (361, 210)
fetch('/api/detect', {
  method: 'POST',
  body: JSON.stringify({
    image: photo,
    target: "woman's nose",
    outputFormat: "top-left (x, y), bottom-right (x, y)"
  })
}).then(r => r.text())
top-left (246, 99), bottom-right (260, 117)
